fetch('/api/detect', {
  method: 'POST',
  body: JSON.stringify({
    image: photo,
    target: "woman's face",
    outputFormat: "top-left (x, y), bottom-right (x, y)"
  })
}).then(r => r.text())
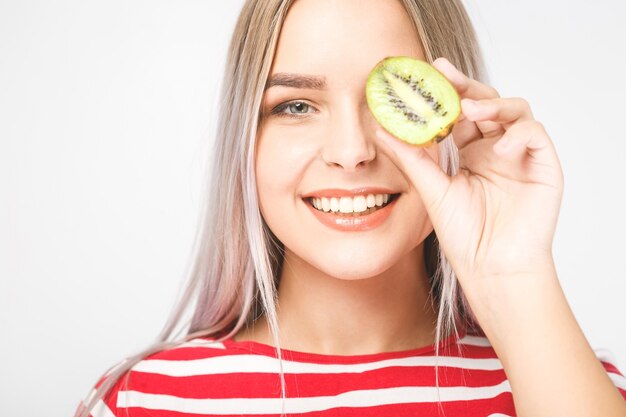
top-left (256, 0), bottom-right (439, 280)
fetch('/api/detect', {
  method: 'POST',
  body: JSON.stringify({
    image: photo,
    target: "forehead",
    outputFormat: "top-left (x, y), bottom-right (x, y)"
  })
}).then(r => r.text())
top-left (270, 0), bottom-right (424, 85)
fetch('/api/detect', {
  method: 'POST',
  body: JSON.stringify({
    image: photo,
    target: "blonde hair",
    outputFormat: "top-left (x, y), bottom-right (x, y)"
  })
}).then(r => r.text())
top-left (76, 1), bottom-right (486, 416)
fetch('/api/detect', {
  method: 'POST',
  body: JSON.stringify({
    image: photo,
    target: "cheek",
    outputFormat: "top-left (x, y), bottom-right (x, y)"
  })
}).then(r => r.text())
top-left (256, 125), bottom-right (319, 189)
top-left (255, 138), bottom-right (282, 222)
top-left (255, 126), bottom-right (318, 219)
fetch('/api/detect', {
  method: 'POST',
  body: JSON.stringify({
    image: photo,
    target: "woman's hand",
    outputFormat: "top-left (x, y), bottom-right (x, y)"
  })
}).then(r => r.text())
top-left (375, 57), bottom-right (564, 294)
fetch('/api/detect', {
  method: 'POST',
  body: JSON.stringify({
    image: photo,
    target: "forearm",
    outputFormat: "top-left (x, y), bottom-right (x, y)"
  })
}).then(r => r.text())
top-left (465, 265), bottom-right (626, 417)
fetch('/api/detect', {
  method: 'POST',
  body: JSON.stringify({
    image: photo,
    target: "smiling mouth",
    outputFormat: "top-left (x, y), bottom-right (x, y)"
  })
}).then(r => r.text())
top-left (306, 193), bottom-right (401, 216)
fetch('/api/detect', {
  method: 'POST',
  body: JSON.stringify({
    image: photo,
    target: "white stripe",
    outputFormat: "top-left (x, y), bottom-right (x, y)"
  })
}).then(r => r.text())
top-left (176, 340), bottom-right (226, 349)
top-left (459, 335), bottom-right (492, 347)
top-left (608, 372), bottom-right (626, 391)
top-left (487, 414), bottom-right (513, 417)
top-left (594, 348), bottom-right (621, 369)
top-left (117, 380), bottom-right (512, 414)
top-left (132, 353), bottom-right (504, 376)
top-left (91, 399), bottom-right (116, 417)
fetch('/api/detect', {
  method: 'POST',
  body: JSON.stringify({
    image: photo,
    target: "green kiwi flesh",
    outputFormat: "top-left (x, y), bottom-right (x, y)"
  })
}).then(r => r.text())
top-left (366, 56), bottom-right (461, 146)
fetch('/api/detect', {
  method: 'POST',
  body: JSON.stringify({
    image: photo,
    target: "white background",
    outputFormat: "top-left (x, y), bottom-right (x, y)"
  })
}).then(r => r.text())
top-left (1, 1), bottom-right (625, 415)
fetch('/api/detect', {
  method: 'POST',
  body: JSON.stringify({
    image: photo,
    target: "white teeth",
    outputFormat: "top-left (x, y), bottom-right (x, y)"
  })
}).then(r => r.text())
top-left (310, 193), bottom-right (393, 213)
top-left (339, 197), bottom-right (353, 213)
top-left (353, 196), bottom-right (367, 213)
top-left (321, 197), bottom-right (330, 212)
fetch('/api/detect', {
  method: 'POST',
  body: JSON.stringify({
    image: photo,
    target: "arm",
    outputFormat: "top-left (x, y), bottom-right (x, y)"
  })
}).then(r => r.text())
top-left (375, 57), bottom-right (626, 417)
top-left (468, 265), bottom-right (626, 417)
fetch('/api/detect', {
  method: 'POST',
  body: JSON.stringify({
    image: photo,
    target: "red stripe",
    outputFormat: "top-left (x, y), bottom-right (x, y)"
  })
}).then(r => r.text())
top-left (457, 344), bottom-right (506, 359)
top-left (116, 392), bottom-right (516, 417)
top-left (82, 332), bottom-right (625, 416)
top-left (147, 339), bottom-right (501, 363)
top-left (219, 333), bottom-right (473, 364)
top-left (599, 360), bottom-right (624, 376)
top-left (125, 366), bottom-right (509, 399)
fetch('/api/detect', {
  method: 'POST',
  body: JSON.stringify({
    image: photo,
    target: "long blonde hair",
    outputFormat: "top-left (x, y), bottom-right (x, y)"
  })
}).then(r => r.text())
top-left (77, 1), bottom-right (486, 415)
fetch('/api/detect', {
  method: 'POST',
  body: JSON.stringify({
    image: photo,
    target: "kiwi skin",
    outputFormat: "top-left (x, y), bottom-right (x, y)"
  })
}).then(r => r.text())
top-left (366, 56), bottom-right (461, 147)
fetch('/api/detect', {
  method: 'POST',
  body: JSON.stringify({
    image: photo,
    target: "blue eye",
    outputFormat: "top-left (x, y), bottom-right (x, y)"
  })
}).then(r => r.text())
top-left (271, 100), bottom-right (315, 118)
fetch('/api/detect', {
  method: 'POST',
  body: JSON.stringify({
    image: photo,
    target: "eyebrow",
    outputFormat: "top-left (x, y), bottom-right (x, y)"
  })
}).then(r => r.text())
top-left (265, 73), bottom-right (327, 91)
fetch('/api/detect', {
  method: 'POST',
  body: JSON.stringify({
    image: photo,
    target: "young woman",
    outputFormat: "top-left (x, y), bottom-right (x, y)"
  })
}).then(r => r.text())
top-left (77, 1), bottom-right (626, 416)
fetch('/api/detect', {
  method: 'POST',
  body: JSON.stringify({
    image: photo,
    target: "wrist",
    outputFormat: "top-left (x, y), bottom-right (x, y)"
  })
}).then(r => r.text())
top-left (459, 262), bottom-right (561, 343)
top-left (459, 257), bottom-right (558, 299)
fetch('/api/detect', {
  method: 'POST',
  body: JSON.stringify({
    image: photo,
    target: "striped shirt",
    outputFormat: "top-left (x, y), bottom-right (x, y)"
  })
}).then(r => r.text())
top-left (87, 329), bottom-right (626, 417)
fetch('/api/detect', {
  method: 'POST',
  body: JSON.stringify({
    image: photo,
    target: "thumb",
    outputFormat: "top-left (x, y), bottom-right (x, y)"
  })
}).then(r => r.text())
top-left (375, 127), bottom-right (451, 214)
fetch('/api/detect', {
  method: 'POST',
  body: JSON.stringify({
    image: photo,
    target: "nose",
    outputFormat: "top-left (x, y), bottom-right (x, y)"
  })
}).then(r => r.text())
top-left (321, 103), bottom-right (377, 171)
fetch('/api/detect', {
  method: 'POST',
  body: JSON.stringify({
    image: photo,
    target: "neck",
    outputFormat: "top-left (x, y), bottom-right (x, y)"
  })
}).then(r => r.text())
top-left (236, 242), bottom-right (439, 356)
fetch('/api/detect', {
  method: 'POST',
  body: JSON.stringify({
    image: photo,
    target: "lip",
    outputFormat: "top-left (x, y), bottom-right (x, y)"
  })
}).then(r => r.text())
top-left (305, 193), bottom-right (400, 232)
top-left (302, 187), bottom-right (399, 198)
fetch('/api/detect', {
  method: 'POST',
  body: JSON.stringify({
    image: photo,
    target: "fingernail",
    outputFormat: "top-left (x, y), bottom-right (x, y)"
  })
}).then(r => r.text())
top-left (375, 129), bottom-right (400, 154)
top-left (461, 98), bottom-right (479, 111)
top-left (436, 57), bottom-right (459, 74)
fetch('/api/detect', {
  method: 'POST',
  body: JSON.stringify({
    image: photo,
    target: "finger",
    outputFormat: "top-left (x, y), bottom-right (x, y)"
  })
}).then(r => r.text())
top-left (375, 128), bottom-right (451, 216)
top-left (432, 57), bottom-right (499, 100)
top-left (462, 97), bottom-right (534, 130)
top-left (451, 118), bottom-right (482, 149)
top-left (453, 97), bottom-right (536, 150)
top-left (453, 99), bottom-right (505, 149)
top-left (432, 57), bottom-right (501, 149)
top-left (493, 120), bottom-right (554, 161)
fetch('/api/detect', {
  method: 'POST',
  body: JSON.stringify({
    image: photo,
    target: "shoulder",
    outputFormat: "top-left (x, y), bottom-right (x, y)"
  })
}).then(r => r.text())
top-left (126, 336), bottom-right (244, 379)
top-left (142, 337), bottom-right (234, 361)
top-left (83, 337), bottom-right (242, 417)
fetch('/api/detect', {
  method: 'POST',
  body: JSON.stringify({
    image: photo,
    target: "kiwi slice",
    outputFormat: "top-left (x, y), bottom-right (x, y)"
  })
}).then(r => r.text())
top-left (366, 56), bottom-right (461, 146)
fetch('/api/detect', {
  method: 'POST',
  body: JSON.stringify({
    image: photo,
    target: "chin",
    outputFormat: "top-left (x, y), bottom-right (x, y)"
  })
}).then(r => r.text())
top-left (317, 252), bottom-right (397, 281)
